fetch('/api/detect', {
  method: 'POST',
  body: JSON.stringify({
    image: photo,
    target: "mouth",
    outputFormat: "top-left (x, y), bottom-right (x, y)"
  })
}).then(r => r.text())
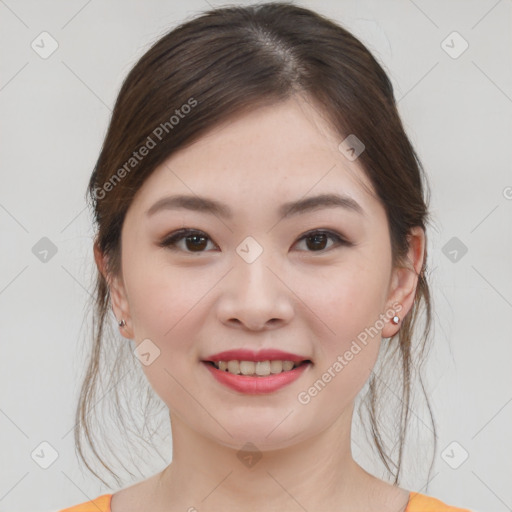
top-left (202, 359), bottom-right (312, 377)
top-left (202, 359), bottom-right (311, 394)
top-left (200, 349), bottom-right (313, 394)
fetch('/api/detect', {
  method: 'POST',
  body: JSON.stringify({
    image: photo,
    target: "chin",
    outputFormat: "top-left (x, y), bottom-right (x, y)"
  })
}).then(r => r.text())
top-left (200, 409), bottom-right (315, 452)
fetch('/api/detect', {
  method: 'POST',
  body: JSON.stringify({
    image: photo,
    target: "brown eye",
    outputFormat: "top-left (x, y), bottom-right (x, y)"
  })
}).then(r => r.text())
top-left (159, 229), bottom-right (216, 253)
top-left (295, 230), bottom-right (351, 253)
top-left (305, 232), bottom-right (329, 251)
top-left (183, 234), bottom-right (208, 251)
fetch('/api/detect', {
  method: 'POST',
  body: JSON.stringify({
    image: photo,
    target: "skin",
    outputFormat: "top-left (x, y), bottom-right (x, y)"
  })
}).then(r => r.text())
top-left (95, 94), bottom-right (424, 512)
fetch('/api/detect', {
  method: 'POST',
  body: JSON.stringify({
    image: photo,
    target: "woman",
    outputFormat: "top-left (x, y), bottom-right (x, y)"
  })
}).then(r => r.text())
top-left (59, 3), bottom-right (472, 511)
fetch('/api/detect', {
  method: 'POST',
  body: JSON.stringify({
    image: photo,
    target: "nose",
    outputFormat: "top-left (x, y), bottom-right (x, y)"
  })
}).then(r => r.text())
top-left (216, 249), bottom-right (294, 331)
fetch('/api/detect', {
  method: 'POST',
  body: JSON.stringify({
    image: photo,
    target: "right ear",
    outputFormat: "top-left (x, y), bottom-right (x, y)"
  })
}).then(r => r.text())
top-left (93, 240), bottom-right (134, 338)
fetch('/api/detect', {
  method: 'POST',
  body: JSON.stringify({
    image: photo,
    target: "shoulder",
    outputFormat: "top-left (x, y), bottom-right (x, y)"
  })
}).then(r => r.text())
top-left (406, 491), bottom-right (473, 512)
top-left (56, 494), bottom-right (112, 512)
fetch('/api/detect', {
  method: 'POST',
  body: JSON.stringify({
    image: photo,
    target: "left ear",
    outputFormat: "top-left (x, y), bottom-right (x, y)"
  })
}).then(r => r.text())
top-left (381, 226), bottom-right (425, 338)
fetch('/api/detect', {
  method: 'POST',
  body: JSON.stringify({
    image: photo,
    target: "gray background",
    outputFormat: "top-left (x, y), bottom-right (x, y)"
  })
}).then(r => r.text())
top-left (1, 1), bottom-right (511, 511)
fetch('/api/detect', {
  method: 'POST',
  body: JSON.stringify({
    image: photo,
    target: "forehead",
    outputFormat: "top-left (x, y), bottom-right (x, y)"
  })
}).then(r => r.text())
top-left (129, 96), bottom-right (379, 220)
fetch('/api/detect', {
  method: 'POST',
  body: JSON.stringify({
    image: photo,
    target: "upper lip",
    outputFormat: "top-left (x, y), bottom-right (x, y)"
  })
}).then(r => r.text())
top-left (203, 349), bottom-right (311, 363)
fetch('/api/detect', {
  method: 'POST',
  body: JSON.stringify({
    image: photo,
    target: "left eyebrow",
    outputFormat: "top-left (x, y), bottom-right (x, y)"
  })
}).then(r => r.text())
top-left (279, 193), bottom-right (365, 219)
top-left (145, 192), bottom-right (365, 219)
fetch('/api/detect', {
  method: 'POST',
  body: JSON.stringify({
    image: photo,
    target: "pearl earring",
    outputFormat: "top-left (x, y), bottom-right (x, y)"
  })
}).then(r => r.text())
top-left (391, 315), bottom-right (400, 325)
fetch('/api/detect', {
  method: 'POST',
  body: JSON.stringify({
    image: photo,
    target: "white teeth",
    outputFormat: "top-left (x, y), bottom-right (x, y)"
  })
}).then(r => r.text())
top-left (239, 361), bottom-right (255, 375)
top-left (212, 360), bottom-right (304, 376)
top-left (227, 360), bottom-right (240, 374)
top-left (270, 360), bottom-right (282, 373)
top-left (282, 360), bottom-right (294, 371)
top-left (255, 361), bottom-right (270, 376)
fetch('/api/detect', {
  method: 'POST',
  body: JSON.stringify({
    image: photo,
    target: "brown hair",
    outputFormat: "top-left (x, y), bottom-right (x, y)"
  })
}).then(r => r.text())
top-left (78, 1), bottom-right (435, 489)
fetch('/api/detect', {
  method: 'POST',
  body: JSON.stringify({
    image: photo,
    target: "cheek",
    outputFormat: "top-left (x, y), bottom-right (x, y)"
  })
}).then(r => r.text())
top-left (122, 237), bottom-right (204, 335)
top-left (292, 268), bottom-right (386, 420)
top-left (124, 267), bottom-right (214, 412)
top-left (292, 255), bottom-right (390, 405)
top-left (127, 267), bottom-right (206, 351)
top-left (120, 249), bottom-right (204, 390)
top-left (294, 254), bottom-right (390, 342)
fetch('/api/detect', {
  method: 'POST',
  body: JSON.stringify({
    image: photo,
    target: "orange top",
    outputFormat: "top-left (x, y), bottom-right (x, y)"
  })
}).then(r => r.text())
top-left (58, 491), bottom-right (473, 511)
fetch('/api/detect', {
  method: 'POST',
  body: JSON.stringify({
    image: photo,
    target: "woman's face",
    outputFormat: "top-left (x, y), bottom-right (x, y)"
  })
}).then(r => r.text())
top-left (106, 95), bottom-right (421, 450)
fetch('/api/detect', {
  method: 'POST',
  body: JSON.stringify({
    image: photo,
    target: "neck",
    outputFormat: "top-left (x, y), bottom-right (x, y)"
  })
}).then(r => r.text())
top-left (155, 402), bottom-right (382, 511)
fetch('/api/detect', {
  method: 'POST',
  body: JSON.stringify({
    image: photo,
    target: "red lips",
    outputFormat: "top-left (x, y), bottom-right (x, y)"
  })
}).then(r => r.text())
top-left (203, 348), bottom-right (310, 363)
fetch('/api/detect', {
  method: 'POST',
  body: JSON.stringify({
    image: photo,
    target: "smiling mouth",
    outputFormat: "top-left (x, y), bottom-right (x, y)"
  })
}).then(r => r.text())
top-left (203, 359), bottom-right (312, 377)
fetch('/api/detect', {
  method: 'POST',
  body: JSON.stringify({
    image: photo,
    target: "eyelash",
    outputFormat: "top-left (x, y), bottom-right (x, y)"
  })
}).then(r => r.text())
top-left (158, 228), bottom-right (353, 254)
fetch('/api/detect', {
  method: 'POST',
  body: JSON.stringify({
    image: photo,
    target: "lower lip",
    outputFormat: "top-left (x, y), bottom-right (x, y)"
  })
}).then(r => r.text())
top-left (202, 361), bottom-right (310, 394)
